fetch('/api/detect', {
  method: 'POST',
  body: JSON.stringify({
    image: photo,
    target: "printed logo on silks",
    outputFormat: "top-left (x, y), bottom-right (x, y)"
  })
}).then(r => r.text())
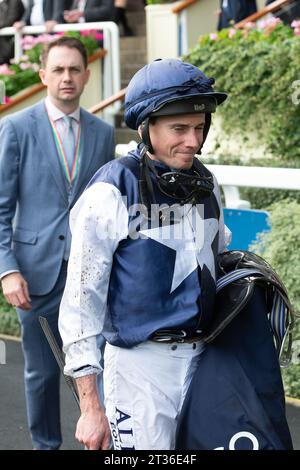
top-left (110, 407), bottom-right (135, 450)
top-left (214, 431), bottom-right (259, 450)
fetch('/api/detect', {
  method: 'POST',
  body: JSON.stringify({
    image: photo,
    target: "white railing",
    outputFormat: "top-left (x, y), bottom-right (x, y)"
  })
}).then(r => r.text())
top-left (207, 164), bottom-right (300, 209)
top-left (115, 142), bottom-right (300, 209)
top-left (0, 21), bottom-right (120, 109)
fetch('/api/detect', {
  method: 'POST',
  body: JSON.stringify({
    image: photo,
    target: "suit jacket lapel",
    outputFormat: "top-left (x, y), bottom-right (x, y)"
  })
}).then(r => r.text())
top-left (69, 108), bottom-right (97, 204)
top-left (32, 101), bottom-right (69, 204)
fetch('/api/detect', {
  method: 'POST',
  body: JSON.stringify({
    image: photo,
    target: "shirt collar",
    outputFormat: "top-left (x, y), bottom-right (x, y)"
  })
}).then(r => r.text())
top-left (45, 97), bottom-right (80, 123)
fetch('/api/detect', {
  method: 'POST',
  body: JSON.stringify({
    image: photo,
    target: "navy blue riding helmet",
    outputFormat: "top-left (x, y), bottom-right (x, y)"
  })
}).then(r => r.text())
top-left (124, 58), bottom-right (227, 154)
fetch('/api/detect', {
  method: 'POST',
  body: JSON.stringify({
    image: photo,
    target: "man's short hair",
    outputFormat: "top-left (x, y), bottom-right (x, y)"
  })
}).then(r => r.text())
top-left (41, 36), bottom-right (88, 69)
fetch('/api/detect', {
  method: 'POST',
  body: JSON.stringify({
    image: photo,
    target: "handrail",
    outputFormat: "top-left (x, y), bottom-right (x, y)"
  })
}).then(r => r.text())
top-left (0, 21), bottom-right (120, 102)
top-left (0, 50), bottom-right (106, 114)
top-left (89, 87), bottom-right (126, 114)
top-left (172, 0), bottom-right (198, 15)
top-left (235, 0), bottom-right (291, 28)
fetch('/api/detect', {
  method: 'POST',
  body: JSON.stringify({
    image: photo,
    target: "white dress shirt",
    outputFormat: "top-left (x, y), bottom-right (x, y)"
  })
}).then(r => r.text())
top-left (30, 0), bottom-right (44, 25)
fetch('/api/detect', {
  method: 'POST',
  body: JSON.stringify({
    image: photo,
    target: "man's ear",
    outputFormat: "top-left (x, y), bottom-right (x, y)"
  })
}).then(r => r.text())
top-left (84, 68), bottom-right (90, 84)
top-left (39, 69), bottom-right (46, 85)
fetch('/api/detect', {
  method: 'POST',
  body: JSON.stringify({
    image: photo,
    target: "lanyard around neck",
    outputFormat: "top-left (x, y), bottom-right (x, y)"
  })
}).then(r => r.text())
top-left (46, 105), bottom-right (81, 186)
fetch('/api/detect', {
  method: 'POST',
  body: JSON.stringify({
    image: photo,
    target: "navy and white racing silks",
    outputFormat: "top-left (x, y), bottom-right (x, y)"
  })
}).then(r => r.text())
top-left (59, 147), bottom-right (231, 377)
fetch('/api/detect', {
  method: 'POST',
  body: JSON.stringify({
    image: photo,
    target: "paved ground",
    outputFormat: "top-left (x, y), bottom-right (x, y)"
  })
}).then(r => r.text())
top-left (0, 336), bottom-right (299, 450)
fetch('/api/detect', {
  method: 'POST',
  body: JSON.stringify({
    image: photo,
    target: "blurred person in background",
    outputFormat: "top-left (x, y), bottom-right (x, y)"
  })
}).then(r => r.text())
top-left (217, 0), bottom-right (257, 30)
top-left (63, 0), bottom-right (114, 24)
top-left (64, 0), bottom-right (133, 37)
top-left (14, 0), bottom-right (68, 32)
top-left (265, 0), bottom-right (300, 24)
top-left (114, 0), bottom-right (133, 36)
top-left (0, 0), bottom-right (25, 64)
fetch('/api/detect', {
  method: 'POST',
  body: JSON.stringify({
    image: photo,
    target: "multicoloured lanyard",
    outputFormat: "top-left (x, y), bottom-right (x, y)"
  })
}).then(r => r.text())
top-left (46, 106), bottom-right (81, 187)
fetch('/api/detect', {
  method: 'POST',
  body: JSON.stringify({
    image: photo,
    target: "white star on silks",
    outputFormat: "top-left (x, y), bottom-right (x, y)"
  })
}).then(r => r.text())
top-left (140, 209), bottom-right (219, 293)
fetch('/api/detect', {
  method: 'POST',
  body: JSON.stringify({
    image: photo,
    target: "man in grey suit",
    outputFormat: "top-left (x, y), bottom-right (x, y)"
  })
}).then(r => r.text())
top-left (0, 36), bottom-right (114, 449)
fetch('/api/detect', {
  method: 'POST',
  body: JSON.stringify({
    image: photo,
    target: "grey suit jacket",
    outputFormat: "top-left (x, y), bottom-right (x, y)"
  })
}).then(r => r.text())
top-left (0, 100), bottom-right (115, 295)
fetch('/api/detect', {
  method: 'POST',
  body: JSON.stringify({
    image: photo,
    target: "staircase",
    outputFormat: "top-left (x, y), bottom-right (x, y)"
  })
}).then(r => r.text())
top-left (115, 0), bottom-right (147, 145)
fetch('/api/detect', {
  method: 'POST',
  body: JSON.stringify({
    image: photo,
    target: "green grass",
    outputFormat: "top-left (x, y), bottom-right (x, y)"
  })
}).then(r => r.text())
top-left (0, 291), bottom-right (20, 336)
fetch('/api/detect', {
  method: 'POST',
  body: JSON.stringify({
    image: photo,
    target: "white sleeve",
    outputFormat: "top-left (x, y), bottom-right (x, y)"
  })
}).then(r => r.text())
top-left (212, 174), bottom-right (232, 253)
top-left (59, 182), bottom-right (128, 377)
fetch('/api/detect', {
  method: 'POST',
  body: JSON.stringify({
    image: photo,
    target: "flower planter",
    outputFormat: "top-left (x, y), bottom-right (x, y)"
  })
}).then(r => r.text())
top-left (145, 0), bottom-right (220, 62)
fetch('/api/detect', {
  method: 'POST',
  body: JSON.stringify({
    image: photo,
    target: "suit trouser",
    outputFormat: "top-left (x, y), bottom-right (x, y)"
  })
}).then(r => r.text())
top-left (17, 261), bottom-right (68, 450)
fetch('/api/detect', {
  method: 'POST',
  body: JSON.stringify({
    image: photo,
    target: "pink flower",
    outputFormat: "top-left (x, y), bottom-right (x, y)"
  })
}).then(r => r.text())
top-left (23, 44), bottom-right (33, 50)
top-left (243, 21), bottom-right (256, 30)
top-left (4, 96), bottom-right (12, 104)
top-left (19, 62), bottom-right (32, 70)
top-left (21, 35), bottom-right (36, 46)
top-left (81, 29), bottom-right (92, 36)
top-left (291, 20), bottom-right (300, 28)
top-left (209, 33), bottom-right (218, 41)
top-left (94, 32), bottom-right (103, 40)
top-left (0, 64), bottom-right (15, 75)
top-left (31, 63), bottom-right (40, 72)
top-left (291, 20), bottom-right (300, 35)
top-left (228, 28), bottom-right (237, 38)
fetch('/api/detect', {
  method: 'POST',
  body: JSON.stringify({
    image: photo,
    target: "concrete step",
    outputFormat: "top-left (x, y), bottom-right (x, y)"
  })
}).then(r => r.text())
top-left (118, 23), bottom-right (145, 37)
top-left (120, 50), bottom-right (147, 63)
top-left (131, 23), bottom-right (146, 37)
top-left (122, 63), bottom-right (147, 80)
top-left (127, 0), bottom-right (146, 12)
top-left (127, 11), bottom-right (146, 25)
top-left (120, 36), bottom-right (147, 50)
top-left (115, 112), bottom-right (125, 129)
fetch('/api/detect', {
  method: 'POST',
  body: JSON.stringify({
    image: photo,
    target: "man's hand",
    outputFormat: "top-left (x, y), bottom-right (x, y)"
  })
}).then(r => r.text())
top-left (13, 21), bottom-right (25, 31)
top-left (64, 9), bottom-right (83, 23)
top-left (76, 374), bottom-right (111, 450)
top-left (1, 272), bottom-right (32, 310)
top-left (76, 407), bottom-right (111, 450)
top-left (45, 20), bottom-right (58, 32)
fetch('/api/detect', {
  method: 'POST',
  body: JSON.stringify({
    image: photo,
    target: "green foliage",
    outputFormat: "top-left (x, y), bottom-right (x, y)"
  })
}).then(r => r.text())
top-left (64, 31), bottom-right (99, 57)
top-left (185, 22), bottom-right (300, 161)
top-left (1, 67), bottom-right (41, 97)
top-left (250, 199), bottom-right (300, 397)
top-left (0, 291), bottom-right (20, 336)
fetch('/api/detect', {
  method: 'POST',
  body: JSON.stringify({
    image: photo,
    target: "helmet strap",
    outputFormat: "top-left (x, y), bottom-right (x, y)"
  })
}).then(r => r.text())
top-left (140, 118), bottom-right (154, 154)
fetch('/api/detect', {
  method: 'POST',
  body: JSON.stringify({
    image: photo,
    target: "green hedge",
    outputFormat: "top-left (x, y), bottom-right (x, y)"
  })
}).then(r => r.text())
top-left (0, 292), bottom-right (20, 336)
top-left (185, 21), bottom-right (300, 162)
top-left (251, 199), bottom-right (300, 398)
